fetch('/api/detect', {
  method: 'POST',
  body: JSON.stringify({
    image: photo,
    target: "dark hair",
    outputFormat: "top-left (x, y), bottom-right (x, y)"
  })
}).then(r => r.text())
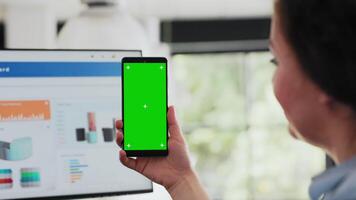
top-left (277, 0), bottom-right (356, 111)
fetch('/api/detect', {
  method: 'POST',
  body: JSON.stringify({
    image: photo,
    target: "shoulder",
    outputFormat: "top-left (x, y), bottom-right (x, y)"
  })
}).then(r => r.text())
top-left (317, 168), bottom-right (356, 200)
top-left (327, 170), bottom-right (356, 199)
top-left (310, 157), bottom-right (356, 200)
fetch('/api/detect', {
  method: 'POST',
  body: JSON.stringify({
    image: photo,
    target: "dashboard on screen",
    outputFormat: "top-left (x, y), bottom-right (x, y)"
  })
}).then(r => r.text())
top-left (0, 50), bottom-right (152, 200)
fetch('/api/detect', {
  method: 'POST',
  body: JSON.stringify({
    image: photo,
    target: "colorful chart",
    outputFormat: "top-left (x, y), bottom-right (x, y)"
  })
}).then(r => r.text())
top-left (87, 112), bottom-right (98, 144)
top-left (20, 168), bottom-right (41, 188)
top-left (68, 159), bottom-right (88, 183)
top-left (0, 169), bottom-right (13, 190)
top-left (102, 128), bottom-right (114, 142)
top-left (0, 100), bottom-right (50, 121)
top-left (75, 112), bottom-right (100, 144)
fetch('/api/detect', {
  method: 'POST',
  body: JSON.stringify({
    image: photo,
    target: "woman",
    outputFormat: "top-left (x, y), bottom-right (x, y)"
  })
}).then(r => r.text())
top-left (117, 0), bottom-right (356, 199)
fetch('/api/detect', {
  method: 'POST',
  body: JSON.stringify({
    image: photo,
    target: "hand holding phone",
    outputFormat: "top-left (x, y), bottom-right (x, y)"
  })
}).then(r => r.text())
top-left (116, 107), bottom-right (196, 192)
top-left (119, 58), bottom-right (209, 200)
top-left (116, 107), bottom-right (209, 200)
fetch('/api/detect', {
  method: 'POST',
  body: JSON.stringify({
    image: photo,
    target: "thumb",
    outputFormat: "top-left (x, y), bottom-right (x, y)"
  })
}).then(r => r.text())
top-left (168, 106), bottom-right (184, 141)
top-left (119, 150), bottom-right (138, 170)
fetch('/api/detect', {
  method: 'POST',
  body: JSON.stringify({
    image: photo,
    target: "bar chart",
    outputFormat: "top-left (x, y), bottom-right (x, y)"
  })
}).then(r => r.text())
top-left (68, 159), bottom-right (88, 184)
top-left (0, 100), bottom-right (50, 122)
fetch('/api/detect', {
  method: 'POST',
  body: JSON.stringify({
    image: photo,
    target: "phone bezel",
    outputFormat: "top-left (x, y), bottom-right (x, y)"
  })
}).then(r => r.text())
top-left (121, 57), bottom-right (169, 157)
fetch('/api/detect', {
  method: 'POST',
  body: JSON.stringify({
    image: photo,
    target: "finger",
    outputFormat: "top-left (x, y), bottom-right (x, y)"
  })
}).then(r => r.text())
top-left (116, 131), bottom-right (123, 147)
top-left (116, 120), bottom-right (123, 129)
top-left (119, 150), bottom-right (137, 170)
top-left (167, 106), bottom-right (184, 141)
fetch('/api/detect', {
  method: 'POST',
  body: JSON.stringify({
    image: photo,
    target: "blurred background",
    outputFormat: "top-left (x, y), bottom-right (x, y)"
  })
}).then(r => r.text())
top-left (0, 0), bottom-right (325, 199)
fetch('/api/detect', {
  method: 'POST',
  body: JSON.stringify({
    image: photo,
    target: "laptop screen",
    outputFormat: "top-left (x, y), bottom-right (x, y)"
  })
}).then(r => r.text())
top-left (0, 50), bottom-right (152, 200)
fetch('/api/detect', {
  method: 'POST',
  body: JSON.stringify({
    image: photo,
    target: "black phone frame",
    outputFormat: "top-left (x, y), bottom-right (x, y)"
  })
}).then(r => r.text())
top-left (121, 57), bottom-right (169, 157)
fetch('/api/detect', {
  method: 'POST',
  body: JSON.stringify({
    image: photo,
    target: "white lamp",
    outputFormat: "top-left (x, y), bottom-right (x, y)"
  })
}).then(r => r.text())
top-left (57, 0), bottom-right (149, 53)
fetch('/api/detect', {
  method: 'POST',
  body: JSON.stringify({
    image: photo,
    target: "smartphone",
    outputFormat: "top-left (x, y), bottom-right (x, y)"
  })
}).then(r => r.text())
top-left (121, 57), bottom-right (168, 157)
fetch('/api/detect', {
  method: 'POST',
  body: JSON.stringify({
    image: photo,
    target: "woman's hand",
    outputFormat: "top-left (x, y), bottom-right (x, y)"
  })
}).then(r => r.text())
top-left (116, 106), bottom-right (194, 192)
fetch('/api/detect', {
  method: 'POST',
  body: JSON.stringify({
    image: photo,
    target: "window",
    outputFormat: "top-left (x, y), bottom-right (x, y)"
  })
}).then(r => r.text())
top-left (172, 52), bottom-right (324, 199)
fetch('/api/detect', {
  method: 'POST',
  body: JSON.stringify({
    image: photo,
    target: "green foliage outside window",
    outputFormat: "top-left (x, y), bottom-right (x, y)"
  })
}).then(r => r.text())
top-left (172, 52), bottom-right (324, 200)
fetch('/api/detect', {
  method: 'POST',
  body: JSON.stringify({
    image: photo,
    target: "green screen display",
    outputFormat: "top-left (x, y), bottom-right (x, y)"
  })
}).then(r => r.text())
top-left (123, 62), bottom-right (167, 151)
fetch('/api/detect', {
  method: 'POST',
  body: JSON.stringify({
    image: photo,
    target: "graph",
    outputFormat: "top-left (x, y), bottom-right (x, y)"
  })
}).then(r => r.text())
top-left (0, 169), bottom-right (12, 190)
top-left (75, 113), bottom-right (115, 144)
top-left (87, 112), bottom-right (98, 144)
top-left (0, 100), bottom-right (51, 122)
top-left (20, 168), bottom-right (41, 188)
top-left (68, 159), bottom-right (88, 183)
top-left (52, 100), bottom-right (119, 146)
